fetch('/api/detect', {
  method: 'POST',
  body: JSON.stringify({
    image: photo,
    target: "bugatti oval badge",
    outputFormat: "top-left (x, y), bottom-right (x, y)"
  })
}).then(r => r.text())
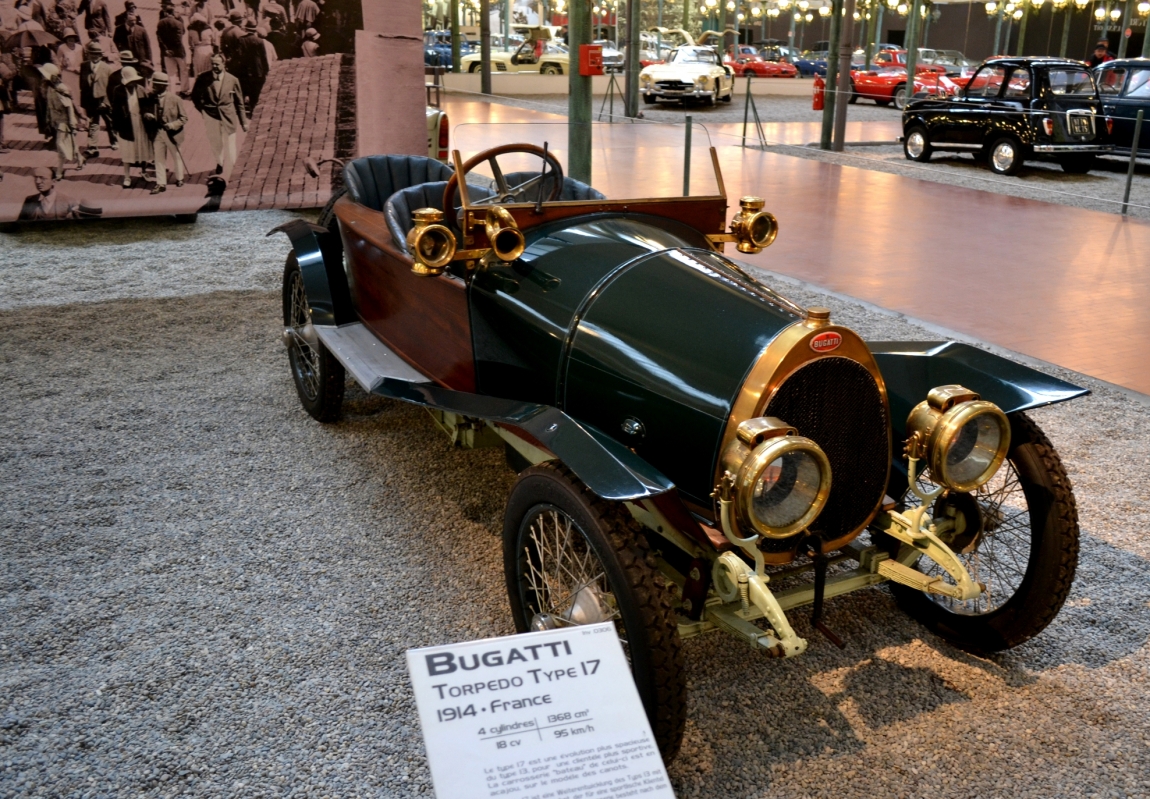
top-left (810, 331), bottom-right (842, 353)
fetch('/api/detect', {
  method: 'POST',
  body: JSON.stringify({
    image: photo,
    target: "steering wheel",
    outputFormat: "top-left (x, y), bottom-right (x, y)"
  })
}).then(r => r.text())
top-left (443, 143), bottom-right (565, 218)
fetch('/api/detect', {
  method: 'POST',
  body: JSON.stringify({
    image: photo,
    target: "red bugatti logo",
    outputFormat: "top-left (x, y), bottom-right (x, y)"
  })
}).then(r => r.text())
top-left (810, 331), bottom-right (842, 353)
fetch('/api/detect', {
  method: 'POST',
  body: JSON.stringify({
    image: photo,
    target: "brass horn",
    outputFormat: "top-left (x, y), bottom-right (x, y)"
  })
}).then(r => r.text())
top-left (485, 206), bottom-right (526, 263)
top-left (407, 207), bottom-right (457, 276)
top-left (730, 196), bottom-right (778, 254)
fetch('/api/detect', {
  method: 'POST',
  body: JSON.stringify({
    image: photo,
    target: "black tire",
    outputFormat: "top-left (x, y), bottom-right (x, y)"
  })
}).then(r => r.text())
top-left (282, 255), bottom-right (345, 423)
top-left (1059, 154), bottom-right (1096, 174)
top-left (892, 84), bottom-right (907, 110)
top-left (469, 62), bottom-right (480, 73)
top-left (988, 135), bottom-right (1024, 176)
top-left (882, 412), bottom-right (1080, 654)
top-left (721, 83), bottom-right (733, 102)
top-left (540, 63), bottom-right (562, 75)
top-left (848, 83), bottom-right (859, 104)
top-left (503, 464), bottom-right (686, 760)
top-left (642, 93), bottom-right (656, 104)
top-left (903, 124), bottom-right (933, 162)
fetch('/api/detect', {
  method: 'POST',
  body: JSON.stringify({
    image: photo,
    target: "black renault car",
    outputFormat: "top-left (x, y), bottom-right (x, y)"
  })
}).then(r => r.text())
top-left (1094, 57), bottom-right (1150, 155)
top-left (901, 57), bottom-right (1113, 175)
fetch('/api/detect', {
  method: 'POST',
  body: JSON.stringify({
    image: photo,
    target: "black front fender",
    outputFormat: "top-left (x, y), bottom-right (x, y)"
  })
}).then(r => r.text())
top-left (870, 340), bottom-right (1088, 442)
top-left (269, 218), bottom-right (355, 326)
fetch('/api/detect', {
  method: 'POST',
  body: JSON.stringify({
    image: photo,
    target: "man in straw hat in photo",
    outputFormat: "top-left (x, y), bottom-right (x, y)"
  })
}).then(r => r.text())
top-left (109, 64), bottom-right (153, 188)
top-left (80, 39), bottom-right (116, 157)
top-left (144, 71), bottom-right (187, 194)
top-left (40, 63), bottom-right (85, 180)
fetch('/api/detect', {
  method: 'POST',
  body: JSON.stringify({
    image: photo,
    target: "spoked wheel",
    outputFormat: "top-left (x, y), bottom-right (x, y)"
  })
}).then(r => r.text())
top-left (881, 412), bottom-right (1080, 653)
top-left (282, 255), bottom-right (345, 422)
top-left (503, 464), bottom-right (686, 760)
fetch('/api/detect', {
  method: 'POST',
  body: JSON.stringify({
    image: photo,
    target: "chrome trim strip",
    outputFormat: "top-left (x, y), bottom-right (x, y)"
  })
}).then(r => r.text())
top-left (1033, 144), bottom-right (1113, 152)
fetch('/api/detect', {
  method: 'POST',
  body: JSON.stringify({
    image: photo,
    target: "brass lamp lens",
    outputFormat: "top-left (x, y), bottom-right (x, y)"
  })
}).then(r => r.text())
top-left (747, 212), bottom-right (778, 248)
top-left (752, 449), bottom-right (824, 530)
top-left (940, 409), bottom-right (1008, 491)
top-left (735, 435), bottom-right (831, 539)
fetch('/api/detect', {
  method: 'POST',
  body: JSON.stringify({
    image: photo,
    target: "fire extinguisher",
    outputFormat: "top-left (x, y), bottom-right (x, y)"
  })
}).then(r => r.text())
top-left (813, 75), bottom-right (825, 111)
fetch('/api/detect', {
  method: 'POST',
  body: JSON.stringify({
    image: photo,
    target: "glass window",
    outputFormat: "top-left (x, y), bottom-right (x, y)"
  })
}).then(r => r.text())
top-left (966, 65), bottom-right (1006, 97)
top-left (1098, 67), bottom-right (1127, 95)
top-left (1049, 68), bottom-right (1095, 95)
top-left (672, 47), bottom-right (717, 64)
top-left (1005, 67), bottom-right (1031, 98)
top-left (1126, 69), bottom-right (1150, 98)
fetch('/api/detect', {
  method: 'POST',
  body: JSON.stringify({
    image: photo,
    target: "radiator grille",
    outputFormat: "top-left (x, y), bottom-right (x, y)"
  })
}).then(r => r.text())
top-left (762, 356), bottom-right (889, 551)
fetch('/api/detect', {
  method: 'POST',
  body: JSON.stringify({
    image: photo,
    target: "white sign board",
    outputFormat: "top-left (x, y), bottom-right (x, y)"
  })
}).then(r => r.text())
top-left (407, 622), bottom-right (676, 799)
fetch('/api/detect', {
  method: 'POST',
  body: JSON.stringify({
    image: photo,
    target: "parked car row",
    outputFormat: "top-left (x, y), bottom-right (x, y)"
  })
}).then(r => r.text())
top-left (900, 55), bottom-right (1150, 176)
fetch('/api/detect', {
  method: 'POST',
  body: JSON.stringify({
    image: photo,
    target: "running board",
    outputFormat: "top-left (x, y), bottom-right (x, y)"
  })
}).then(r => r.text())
top-left (313, 323), bottom-right (428, 391)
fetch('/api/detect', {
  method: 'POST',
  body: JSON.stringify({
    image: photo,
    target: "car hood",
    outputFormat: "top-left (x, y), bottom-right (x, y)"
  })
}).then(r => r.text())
top-left (642, 63), bottom-right (717, 79)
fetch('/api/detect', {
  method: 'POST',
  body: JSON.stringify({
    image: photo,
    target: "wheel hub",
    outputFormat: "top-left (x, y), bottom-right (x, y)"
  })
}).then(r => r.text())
top-left (907, 132), bottom-right (925, 158)
top-left (563, 585), bottom-right (611, 625)
top-left (993, 142), bottom-right (1015, 172)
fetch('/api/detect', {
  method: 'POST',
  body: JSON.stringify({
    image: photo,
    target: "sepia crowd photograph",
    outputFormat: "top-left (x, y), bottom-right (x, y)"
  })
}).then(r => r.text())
top-left (0, 0), bottom-right (361, 221)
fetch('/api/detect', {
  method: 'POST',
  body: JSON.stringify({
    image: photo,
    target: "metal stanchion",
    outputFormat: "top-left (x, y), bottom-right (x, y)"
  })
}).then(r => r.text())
top-left (740, 75), bottom-right (767, 149)
top-left (1122, 109), bottom-right (1144, 216)
top-left (597, 73), bottom-right (622, 122)
top-left (683, 114), bottom-right (692, 196)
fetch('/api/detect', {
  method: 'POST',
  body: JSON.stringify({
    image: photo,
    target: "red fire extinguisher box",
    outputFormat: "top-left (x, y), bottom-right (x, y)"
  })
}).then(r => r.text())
top-left (579, 44), bottom-right (604, 76)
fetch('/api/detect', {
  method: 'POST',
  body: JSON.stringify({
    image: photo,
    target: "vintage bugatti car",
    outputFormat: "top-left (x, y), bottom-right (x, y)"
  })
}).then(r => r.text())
top-left (274, 141), bottom-right (1085, 761)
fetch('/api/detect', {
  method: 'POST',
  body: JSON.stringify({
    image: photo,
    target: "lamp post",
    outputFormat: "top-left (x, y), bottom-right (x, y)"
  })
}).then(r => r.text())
top-left (1118, 0), bottom-right (1134, 56)
top-left (986, 1), bottom-right (1004, 55)
top-left (1140, 0), bottom-right (1150, 56)
top-left (1017, 0), bottom-right (1038, 55)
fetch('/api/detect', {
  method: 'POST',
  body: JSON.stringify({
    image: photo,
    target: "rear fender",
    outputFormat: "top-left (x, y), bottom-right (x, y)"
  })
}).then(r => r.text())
top-left (870, 340), bottom-right (1088, 444)
top-left (269, 218), bottom-right (355, 326)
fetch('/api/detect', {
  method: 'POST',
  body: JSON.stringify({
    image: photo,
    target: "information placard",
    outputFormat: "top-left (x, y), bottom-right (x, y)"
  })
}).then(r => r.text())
top-left (406, 622), bottom-right (675, 799)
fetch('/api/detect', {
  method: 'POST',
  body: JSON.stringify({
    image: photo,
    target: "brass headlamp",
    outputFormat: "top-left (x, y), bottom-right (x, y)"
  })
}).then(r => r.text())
top-left (719, 417), bottom-right (832, 539)
top-left (905, 385), bottom-right (1010, 493)
top-left (730, 196), bottom-right (778, 254)
top-left (407, 208), bottom-right (457, 276)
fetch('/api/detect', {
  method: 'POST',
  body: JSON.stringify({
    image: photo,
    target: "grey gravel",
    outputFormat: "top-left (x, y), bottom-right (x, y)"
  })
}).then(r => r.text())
top-left (2, 209), bottom-right (1149, 799)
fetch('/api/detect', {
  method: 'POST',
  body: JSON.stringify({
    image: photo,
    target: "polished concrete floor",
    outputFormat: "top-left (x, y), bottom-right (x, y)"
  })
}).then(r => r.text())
top-left (445, 97), bottom-right (1150, 397)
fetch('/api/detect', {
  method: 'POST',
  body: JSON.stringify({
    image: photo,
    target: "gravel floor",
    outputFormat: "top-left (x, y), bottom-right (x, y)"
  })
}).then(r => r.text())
top-left (2, 214), bottom-right (1149, 799)
top-left (479, 94), bottom-right (1150, 220)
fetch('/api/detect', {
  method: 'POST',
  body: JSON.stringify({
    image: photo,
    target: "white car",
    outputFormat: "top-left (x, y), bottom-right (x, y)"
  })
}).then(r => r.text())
top-left (639, 46), bottom-right (734, 105)
top-left (461, 39), bottom-right (570, 74)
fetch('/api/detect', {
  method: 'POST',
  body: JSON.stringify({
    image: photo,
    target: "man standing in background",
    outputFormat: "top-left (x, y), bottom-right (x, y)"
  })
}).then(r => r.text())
top-left (157, 6), bottom-right (189, 95)
top-left (191, 54), bottom-right (246, 178)
top-left (79, 0), bottom-right (112, 43)
top-left (233, 19), bottom-right (269, 108)
top-left (126, 13), bottom-right (154, 78)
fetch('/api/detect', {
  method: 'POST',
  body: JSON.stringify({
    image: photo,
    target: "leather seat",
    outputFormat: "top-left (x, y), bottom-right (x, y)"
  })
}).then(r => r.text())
top-left (500, 172), bottom-right (607, 202)
top-left (384, 182), bottom-right (451, 253)
top-left (342, 155), bottom-right (455, 212)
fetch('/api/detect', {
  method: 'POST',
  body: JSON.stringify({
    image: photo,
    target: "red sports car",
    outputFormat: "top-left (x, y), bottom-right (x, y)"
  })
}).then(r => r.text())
top-left (873, 48), bottom-right (948, 75)
top-left (724, 44), bottom-right (799, 78)
top-left (849, 67), bottom-right (958, 109)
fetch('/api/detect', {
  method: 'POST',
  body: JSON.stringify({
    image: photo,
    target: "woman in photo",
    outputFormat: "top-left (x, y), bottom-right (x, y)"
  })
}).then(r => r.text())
top-left (187, 13), bottom-right (217, 77)
top-left (109, 65), bottom-right (153, 188)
